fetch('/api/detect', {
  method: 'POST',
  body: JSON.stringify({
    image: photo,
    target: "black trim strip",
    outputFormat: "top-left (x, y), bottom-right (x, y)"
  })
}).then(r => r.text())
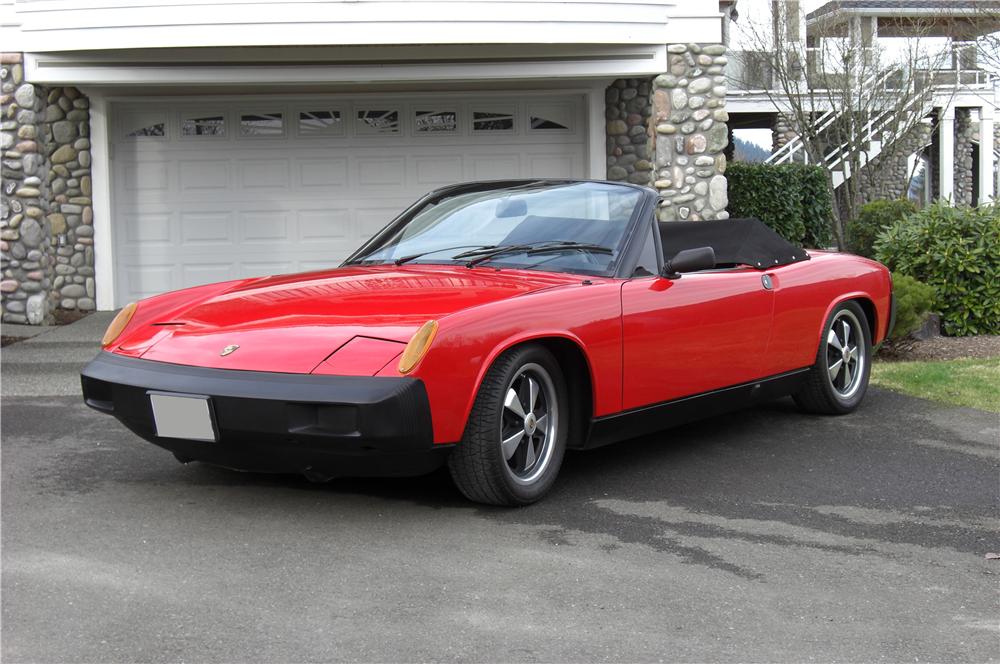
top-left (583, 368), bottom-right (811, 449)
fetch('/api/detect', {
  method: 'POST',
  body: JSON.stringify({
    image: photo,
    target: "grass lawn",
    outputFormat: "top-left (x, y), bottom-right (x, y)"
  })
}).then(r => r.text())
top-left (871, 356), bottom-right (1000, 413)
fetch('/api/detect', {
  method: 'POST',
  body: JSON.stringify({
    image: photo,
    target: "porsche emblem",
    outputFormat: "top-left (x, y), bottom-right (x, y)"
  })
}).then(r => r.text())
top-left (220, 344), bottom-right (240, 357)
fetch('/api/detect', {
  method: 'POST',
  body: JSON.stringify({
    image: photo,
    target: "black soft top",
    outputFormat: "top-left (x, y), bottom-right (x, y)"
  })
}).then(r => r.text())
top-left (658, 217), bottom-right (810, 269)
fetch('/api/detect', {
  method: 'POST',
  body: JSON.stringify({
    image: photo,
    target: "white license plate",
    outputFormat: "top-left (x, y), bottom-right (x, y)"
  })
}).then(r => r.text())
top-left (149, 392), bottom-right (218, 442)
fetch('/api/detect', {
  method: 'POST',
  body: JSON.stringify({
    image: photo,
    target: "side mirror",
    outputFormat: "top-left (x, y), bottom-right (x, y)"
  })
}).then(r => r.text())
top-left (661, 246), bottom-right (716, 279)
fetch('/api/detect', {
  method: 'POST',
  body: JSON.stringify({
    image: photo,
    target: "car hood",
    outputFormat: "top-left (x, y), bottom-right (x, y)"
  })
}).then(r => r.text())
top-left (118, 265), bottom-right (582, 373)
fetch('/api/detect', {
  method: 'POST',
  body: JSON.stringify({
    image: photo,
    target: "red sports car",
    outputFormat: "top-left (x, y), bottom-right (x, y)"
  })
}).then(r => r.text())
top-left (82, 180), bottom-right (893, 505)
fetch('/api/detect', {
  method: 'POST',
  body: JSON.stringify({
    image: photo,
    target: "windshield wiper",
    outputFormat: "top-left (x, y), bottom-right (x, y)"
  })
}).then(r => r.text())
top-left (457, 241), bottom-right (612, 268)
top-left (392, 244), bottom-right (496, 266)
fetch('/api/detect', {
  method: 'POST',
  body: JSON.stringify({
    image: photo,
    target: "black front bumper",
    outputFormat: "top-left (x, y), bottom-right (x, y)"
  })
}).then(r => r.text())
top-left (81, 352), bottom-right (449, 478)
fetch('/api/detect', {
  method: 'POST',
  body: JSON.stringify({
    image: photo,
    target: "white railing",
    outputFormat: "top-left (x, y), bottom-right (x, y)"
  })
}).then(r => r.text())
top-left (822, 87), bottom-right (934, 188)
top-left (765, 66), bottom-right (900, 166)
top-left (766, 109), bottom-right (833, 165)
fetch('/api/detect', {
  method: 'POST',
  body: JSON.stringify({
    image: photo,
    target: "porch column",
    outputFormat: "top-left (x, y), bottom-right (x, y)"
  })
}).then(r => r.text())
top-left (979, 108), bottom-right (994, 205)
top-left (652, 43), bottom-right (730, 221)
top-left (938, 105), bottom-right (955, 203)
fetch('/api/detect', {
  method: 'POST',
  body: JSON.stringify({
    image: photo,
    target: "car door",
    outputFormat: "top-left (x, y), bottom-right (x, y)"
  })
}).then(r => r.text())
top-left (620, 265), bottom-right (775, 411)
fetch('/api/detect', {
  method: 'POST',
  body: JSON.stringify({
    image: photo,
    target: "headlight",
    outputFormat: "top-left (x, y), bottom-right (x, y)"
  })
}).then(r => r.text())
top-left (398, 320), bottom-right (438, 374)
top-left (102, 302), bottom-right (137, 347)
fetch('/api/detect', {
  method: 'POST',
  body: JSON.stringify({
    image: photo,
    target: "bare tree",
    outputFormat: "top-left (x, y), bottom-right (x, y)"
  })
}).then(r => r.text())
top-left (966, 3), bottom-right (1000, 71)
top-left (734, 5), bottom-right (955, 246)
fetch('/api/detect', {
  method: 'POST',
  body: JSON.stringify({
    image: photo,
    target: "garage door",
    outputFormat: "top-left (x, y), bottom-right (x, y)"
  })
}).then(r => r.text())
top-left (110, 94), bottom-right (588, 305)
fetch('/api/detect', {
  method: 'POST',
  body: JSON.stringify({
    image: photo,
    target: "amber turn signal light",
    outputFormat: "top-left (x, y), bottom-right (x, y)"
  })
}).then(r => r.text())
top-left (102, 302), bottom-right (137, 347)
top-left (398, 320), bottom-right (438, 374)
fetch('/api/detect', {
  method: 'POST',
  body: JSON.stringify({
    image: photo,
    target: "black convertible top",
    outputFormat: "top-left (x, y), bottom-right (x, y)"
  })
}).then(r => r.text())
top-left (658, 217), bottom-right (810, 269)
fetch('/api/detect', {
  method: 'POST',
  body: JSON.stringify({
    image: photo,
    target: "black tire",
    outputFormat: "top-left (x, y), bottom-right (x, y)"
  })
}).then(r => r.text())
top-left (793, 300), bottom-right (872, 415)
top-left (448, 344), bottom-right (568, 506)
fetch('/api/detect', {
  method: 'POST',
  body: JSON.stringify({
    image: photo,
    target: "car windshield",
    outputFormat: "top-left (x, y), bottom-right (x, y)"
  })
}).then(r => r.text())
top-left (350, 182), bottom-right (644, 276)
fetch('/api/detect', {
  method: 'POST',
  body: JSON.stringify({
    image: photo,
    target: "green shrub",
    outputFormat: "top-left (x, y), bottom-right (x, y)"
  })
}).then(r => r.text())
top-left (887, 273), bottom-right (936, 340)
top-left (795, 164), bottom-right (833, 248)
top-left (847, 199), bottom-right (917, 259)
top-left (875, 202), bottom-right (1000, 336)
top-left (727, 162), bottom-right (832, 247)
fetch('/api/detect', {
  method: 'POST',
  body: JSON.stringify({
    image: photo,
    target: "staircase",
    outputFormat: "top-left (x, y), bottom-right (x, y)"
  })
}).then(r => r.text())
top-left (765, 67), bottom-right (933, 188)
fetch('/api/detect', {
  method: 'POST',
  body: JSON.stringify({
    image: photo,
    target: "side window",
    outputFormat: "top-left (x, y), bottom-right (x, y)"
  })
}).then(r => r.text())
top-left (632, 220), bottom-right (661, 277)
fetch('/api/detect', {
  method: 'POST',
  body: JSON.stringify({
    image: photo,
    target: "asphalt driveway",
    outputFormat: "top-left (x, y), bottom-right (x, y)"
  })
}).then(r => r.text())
top-left (2, 316), bottom-right (998, 663)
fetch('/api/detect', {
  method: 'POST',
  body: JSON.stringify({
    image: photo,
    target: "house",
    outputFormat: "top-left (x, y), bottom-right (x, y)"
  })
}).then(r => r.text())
top-left (726, 0), bottom-right (999, 207)
top-left (0, 0), bottom-right (731, 322)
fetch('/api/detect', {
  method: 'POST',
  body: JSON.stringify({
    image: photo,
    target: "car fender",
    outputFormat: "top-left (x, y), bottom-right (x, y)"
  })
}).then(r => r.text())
top-left (391, 279), bottom-right (622, 444)
top-left (815, 290), bottom-right (881, 354)
top-left (464, 327), bottom-right (595, 426)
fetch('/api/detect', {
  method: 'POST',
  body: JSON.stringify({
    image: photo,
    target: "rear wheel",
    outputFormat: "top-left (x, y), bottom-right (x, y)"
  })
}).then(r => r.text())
top-left (448, 344), bottom-right (568, 506)
top-left (794, 301), bottom-right (872, 414)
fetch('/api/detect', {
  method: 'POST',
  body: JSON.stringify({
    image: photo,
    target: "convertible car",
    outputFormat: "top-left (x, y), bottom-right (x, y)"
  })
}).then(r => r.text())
top-left (82, 180), bottom-right (893, 505)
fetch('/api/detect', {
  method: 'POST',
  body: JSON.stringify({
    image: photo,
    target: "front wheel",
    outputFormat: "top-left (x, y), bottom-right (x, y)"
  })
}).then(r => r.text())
top-left (793, 301), bottom-right (872, 415)
top-left (448, 344), bottom-right (568, 506)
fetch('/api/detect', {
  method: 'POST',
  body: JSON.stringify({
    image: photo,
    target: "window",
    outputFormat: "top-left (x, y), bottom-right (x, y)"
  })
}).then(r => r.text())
top-left (356, 109), bottom-right (400, 135)
top-left (298, 110), bottom-right (344, 136)
top-left (472, 109), bottom-right (515, 133)
top-left (414, 109), bottom-right (458, 133)
top-left (352, 182), bottom-right (643, 277)
top-left (528, 104), bottom-right (572, 132)
top-left (123, 111), bottom-right (166, 138)
top-left (182, 114), bottom-right (226, 137)
top-left (240, 112), bottom-right (284, 137)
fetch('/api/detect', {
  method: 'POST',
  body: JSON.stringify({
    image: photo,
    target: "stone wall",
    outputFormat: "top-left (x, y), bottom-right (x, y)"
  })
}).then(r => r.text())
top-left (1, 52), bottom-right (93, 324)
top-left (605, 78), bottom-right (654, 185)
top-left (859, 123), bottom-right (931, 202)
top-left (954, 108), bottom-right (974, 206)
top-left (1, 53), bottom-right (53, 324)
top-left (650, 44), bottom-right (729, 221)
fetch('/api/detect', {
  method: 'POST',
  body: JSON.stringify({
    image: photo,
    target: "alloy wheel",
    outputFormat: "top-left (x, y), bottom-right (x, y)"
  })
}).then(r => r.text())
top-left (825, 309), bottom-right (866, 399)
top-left (500, 363), bottom-right (559, 485)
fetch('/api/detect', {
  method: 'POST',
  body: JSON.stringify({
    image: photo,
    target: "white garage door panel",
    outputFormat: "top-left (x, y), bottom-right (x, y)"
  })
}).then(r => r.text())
top-left (111, 95), bottom-right (587, 306)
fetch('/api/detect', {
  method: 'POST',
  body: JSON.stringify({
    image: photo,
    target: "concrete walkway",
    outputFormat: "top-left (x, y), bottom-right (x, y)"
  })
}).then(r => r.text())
top-left (1, 312), bottom-right (114, 397)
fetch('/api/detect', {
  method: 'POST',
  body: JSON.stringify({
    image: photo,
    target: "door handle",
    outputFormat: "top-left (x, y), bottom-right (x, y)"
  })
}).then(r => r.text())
top-left (761, 274), bottom-right (774, 290)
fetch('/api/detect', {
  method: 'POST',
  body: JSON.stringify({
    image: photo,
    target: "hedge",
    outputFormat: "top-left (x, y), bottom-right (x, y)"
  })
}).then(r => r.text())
top-left (875, 202), bottom-right (1000, 336)
top-left (726, 162), bottom-right (832, 247)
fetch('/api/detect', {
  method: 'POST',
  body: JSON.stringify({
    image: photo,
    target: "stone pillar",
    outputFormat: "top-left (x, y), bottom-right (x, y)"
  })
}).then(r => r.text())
top-left (954, 107), bottom-right (974, 206)
top-left (651, 44), bottom-right (729, 221)
top-left (771, 113), bottom-right (798, 154)
top-left (938, 106), bottom-right (955, 203)
top-left (46, 86), bottom-right (95, 312)
top-left (605, 78), bottom-right (654, 185)
top-left (1, 53), bottom-right (53, 324)
top-left (0, 54), bottom-right (93, 324)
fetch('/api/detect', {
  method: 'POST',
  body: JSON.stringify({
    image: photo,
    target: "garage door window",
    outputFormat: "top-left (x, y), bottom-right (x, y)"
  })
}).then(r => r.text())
top-left (182, 114), bottom-right (226, 137)
top-left (123, 111), bottom-right (167, 139)
top-left (240, 112), bottom-right (284, 137)
top-left (472, 108), bottom-right (515, 133)
top-left (414, 109), bottom-right (458, 133)
top-left (528, 103), bottom-right (572, 132)
top-left (298, 110), bottom-right (344, 136)
top-left (356, 110), bottom-right (400, 135)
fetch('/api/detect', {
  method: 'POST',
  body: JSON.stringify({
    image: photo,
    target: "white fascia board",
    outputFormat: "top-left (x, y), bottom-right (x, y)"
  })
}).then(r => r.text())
top-left (24, 47), bottom-right (669, 86)
top-left (15, 23), bottom-right (673, 50)
top-left (7, 0), bottom-right (723, 50)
